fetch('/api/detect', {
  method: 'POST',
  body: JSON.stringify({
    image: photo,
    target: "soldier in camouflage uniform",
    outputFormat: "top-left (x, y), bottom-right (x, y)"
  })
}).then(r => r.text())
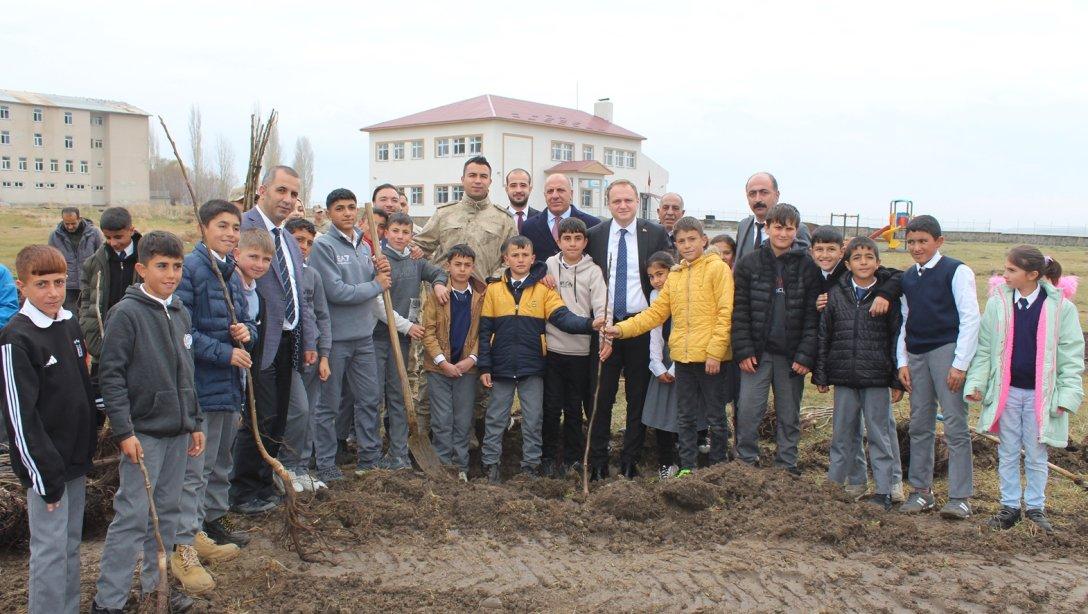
top-left (411, 156), bottom-right (516, 439)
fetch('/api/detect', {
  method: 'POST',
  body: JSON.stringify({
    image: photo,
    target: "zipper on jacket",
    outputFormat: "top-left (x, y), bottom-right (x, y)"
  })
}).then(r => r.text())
top-left (685, 262), bottom-right (692, 361)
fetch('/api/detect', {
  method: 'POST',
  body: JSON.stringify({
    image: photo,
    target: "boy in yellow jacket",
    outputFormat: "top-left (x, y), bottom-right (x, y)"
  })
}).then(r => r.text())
top-left (604, 217), bottom-right (734, 474)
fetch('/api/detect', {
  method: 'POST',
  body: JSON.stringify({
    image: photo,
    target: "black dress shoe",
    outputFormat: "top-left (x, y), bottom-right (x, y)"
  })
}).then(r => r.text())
top-left (486, 463), bottom-right (502, 484)
top-left (590, 465), bottom-right (609, 482)
top-left (620, 463), bottom-right (639, 479)
top-left (91, 601), bottom-right (124, 614)
top-left (538, 459), bottom-right (555, 478)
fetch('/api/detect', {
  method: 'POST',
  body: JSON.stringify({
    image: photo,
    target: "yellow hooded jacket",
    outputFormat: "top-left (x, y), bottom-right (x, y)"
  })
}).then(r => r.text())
top-left (615, 251), bottom-right (734, 362)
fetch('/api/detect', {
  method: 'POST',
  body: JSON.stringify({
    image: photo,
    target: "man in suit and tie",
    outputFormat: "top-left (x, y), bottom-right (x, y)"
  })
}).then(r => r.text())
top-left (505, 168), bottom-right (541, 233)
top-left (735, 172), bottom-right (810, 262)
top-left (522, 173), bottom-right (600, 263)
top-left (586, 179), bottom-right (671, 479)
top-left (230, 165), bottom-right (318, 514)
top-left (657, 192), bottom-right (685, 248)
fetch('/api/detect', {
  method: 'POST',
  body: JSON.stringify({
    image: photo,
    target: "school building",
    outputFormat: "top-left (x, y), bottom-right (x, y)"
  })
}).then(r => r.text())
top-left (361, 95), bottom-right (669, 219)
top-left (0, 89), bottom-right (151, 207)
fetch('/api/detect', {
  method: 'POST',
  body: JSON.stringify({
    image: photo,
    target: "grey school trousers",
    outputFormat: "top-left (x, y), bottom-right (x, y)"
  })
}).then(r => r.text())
top-left (177, 411), bottom-right (238, 543)
top-left (27, 475), bottom-right (85, 614)
top-left (427, 370), bottom-right (478, 470)
top-left (278, 369), bottom-right (311, 473)
top-left (906, 342), bottom-right (973, 499)
top-left (829, 387), bottom-right (901, 494)
top-left (483, 376), bottom-right (543, 469)
top-left (735, 352), bottom-right (806, 469)
top-left (374, 333), bottom-right (412, 460)
top-left (94, 432), bottom-right (188, 610)
top-left (314, 338), bottom-right (380, 470)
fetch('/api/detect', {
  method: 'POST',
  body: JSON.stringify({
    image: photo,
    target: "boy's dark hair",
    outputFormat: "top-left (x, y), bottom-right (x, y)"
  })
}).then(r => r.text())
top-left (1007, 244), bottom-right (1063, 285)
top-left (99, 207), bottom-right (133, 231)
top-left (765, 203), bottom-right (801, 228)
top-left (811, 225), bottom-right (844, 246)
top-left (844, 236), bottom-right (880, 261)
top-left (463, 155), bottom-right (491, 174)
top-left (444, 243), bottom-right (477, 262)
top-left (710, 234), bottom-right (736, 250)
top-left (647, 250), bottom-right (676, 271)
top-left (387, 212), bottom-right (414, 229)
top-left (137, 230), bottom-right (184, 264)
top-left (672, 216), bottom-right (704, 235)
top-left (285, 218), bottom-right (316, 236)
top-left (326, 188), bottom-right (357, 208)
top-left (198, 199), bottom-right (241, 227)
top-left (372, 183), bottom-right (398, 202)
top-left (557, 217), bottom-right (588, 238)
top-left (15, 245), bottom-right (67, 279)
top-left (61, 206), bottom-right (80, 218)
top-left (501, 235), bottom-right (533, 254)
top-left (906, 214), bottom-right (942, 238)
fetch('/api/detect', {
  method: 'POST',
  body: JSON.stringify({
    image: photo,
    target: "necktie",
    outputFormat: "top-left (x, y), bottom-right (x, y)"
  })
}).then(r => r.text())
top-left (918, 265), bottom-right (927, 276)
top-left (614, 228), bottom-right (628, 321)
top-left (855, 286), bottom-right (867, 303)
top-left (272, 228), bottom-right (298, 328)
top-left (1018, 297), bottom-right (1029, 311)
top-left (551, 215), bottom-right (561, 242)
top-left (516, 211), bottom-right (525, 233)
top-left (755, 222), bottom-right (765, 247)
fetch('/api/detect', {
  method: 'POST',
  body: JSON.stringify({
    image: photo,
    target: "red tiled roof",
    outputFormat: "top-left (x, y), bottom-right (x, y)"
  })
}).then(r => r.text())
top-left (544, 160), bottom-right (614, 175)
top-left (361, 95), bottom-right (644, 140)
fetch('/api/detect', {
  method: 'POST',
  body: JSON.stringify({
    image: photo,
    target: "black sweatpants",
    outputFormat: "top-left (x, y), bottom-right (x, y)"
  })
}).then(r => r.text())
top-left (541, 352), bottom-right (592, 466)
top-left (589, 331), bottom-right (651, 469)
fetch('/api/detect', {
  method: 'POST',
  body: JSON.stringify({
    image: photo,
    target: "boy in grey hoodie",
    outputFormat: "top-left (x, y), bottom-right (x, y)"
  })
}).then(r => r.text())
top-left (373, 213), bottom-right (449, 470)
top-left (308, 189), bottom-right (391, 481)
top-left (93, 231), bottom-right (205, 613)
top-left (541, 218), bottom-right (607, 476)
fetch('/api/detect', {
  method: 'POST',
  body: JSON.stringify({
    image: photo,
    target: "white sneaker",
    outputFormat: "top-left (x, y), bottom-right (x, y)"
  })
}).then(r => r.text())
top-left (458, 471), bottom-right (469, 483)
top-left (292, 472), bottom-right (313, 493)
top-left (311, 478), bottom-right (328, 491)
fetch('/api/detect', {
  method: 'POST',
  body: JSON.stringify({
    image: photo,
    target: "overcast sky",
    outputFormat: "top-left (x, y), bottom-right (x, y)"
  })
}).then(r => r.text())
top-left (5, 1), bottom-right (1085, 232)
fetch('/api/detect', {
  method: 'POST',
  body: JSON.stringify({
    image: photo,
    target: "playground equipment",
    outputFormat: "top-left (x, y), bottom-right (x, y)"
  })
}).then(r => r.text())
top-left (829, 213), bottom-right (861, 239)
top-left (869, 199), bottom-right (913, 250)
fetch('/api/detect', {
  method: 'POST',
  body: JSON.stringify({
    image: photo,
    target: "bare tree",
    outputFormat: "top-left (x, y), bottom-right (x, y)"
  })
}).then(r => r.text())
top-left (293, 136), bottom-right (315, 208)
top-left (215, 135), bottom-right (237, 200)
top-left (263, 120), bottom-right (282, 170)
top-left (188, 105), bottom-right (207, 204)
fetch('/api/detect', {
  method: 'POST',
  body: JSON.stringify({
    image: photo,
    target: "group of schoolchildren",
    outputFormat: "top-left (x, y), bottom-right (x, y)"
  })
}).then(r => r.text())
top-left (1, 187), bottom-right (1084, 613)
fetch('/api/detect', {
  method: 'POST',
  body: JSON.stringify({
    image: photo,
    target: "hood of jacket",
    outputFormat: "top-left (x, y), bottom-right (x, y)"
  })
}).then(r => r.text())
top-left (496, 260), bottom-right (548, 289)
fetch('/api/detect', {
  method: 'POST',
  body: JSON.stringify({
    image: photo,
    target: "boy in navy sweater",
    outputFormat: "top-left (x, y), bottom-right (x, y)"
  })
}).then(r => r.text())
top-left (895, 215), bottom-right (980, 519)
top-left (1, 245), bottom-right (97, 614)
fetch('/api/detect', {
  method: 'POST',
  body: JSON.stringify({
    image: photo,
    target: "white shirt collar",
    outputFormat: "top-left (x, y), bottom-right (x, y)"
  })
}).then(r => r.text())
top-left (510, 275), bottom-right (529, 285)
top-left (241, 277), bottom-right (257, 292)
top-left (549, 207), bottom-right (572, 221)
top-left (852, 278), bottom-right (877, 291)
top-left (117, 240), bottom-right (136, 259)
top-left (139, 284), bottom-right (173, 309)
top-left (19, 300), bottom-right (72, 329)
top-left (206, 244), bottom-right (228, 263)
top-left (918, 250), bottom-right (944, 273)
top-left (1014, 285), bottom-right (1041, 307)
top-left (507, 205), bottom-right (530, 217)
top-left (452, 284), bottom-right (473, 296)
top-left (254, 205), bottom-right (283, 232)
top-left (610, 218), bottom-right (636, 235)
top-left (336, 226), bottom-right (360, 246)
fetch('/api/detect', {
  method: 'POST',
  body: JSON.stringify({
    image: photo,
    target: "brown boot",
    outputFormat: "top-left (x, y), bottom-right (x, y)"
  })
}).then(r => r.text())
top-left (194, 530), bottom-right (241, 563)
top-left (169, 545), bottom-right (215, 593)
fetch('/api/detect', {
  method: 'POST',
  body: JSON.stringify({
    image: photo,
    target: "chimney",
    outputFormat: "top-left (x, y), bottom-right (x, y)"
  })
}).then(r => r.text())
top-left (593, 98), bottom-right (613, 122)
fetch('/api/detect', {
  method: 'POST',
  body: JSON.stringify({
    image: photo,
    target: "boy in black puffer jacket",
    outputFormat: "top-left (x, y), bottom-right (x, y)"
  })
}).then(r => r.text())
top-left (813, 237), bottom-right (905, 510)
top-left (732, 204), bottom-right (822, 473)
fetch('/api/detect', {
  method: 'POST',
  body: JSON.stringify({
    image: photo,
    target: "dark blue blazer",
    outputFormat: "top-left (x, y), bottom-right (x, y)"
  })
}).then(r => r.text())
top-left (522, 205), bottom-right (601, 263)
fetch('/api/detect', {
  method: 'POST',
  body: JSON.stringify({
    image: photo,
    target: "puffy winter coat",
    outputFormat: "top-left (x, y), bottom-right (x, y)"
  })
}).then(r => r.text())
top-left (731, 244), bottom-right (822, 367)
top-left (965, 278), bottom-right (1084, 447)
top-left (616, 251), bottom-right (734, 362)
top-left (813, 274), bottom-right (903, 388)
top-left (48, 219), bottom-right (103, 290)
top-left (422, 277), bottom-right (487, 374)
top-left (78, 233), bottom-right (143, 359)
top-left (174, 242), bottom-right (258, 413)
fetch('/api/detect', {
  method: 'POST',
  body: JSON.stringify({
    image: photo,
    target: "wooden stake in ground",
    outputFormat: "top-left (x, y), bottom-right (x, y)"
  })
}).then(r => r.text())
top-left (363, 203), bottom-right (448, 479)
top-left (583, 253), bottom-right (613, 496)
top-left (158, 114), bottom-right (321, 562)
top-left (974, 431), bottom-right (1088, 490)
top-left (137, 459), bottom-right (169, 614)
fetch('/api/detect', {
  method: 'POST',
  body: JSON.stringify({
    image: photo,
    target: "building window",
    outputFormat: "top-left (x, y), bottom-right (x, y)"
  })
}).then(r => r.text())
top-left (64, 136), bottom-right (74, 149)
top-left (468, 136), bottom-right (482, 154)
top-left (451, 186), bottom-right (464, 201)
top-left (94, 185), bottom-right (105, 191)
top-left (35, 181), bottom-right (45, 189)
top-left (392, 142), bottom-right (404, 160)
top-left (18, 157), bottom-right (27, 171)
top-left (34, 133), bottom-right (43, 147)
top-left (434, 185), bottom-right (449, 205)
top-left (410, 140), bottom-right (423, 159)
top-left (64, 112), bottom-right (73, 125)
top-left (435, 138), bottom-right (450, 157)
top-left (80, 160), bottom-right (89, 174)
top-left (376, 142), bottom-right (389, 161)
top-left (0, 106), bottom-right (8, 120)
top-left (583, 145), bottom-right (594, 161)
top-left (582, 190), bottom-right (593, 208)
top-left (0, 156), bottom-right (9, 170)
top-left (46, 182), bottom-right (55, 189)
top-left (604, 147), bottom-right (636, 169)
top-left (77, 184), bottom-right (86, 190)
top-left (452, 137), bottom-right (466, 156)
top-left (0, 130), bottom-right (9, 145)
top-left (551, 141), bottom-right (574, 162)
top-left (407, 186), bottom-right (422, 206)
top-left (91, 138), bottom-right (104, 149)
top-left (92, 115), bottom-right (104, 126)
top-left (12, 181), bottom-right (23, 188)
top-left (1, 181), bottom-right (11, 188)
top-left (96, 161), bottom-right (103, 168)
top-left (65, 183), bottom-right (74, 190)
top-left (65, 160), bottom-right (74, 173)
top-left (34, 158), bottom-right (44, 171)
top-left (50, 159), bottom-right (58, 172)
top-left (32, 108), bottom-right (43, 122)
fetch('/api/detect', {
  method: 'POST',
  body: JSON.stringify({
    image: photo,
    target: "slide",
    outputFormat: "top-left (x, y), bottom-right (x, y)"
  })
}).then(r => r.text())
top-left (869, 224), bottom-right (901, 249)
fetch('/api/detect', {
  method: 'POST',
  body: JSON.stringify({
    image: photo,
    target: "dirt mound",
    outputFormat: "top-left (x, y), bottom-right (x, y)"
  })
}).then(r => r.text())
top-left (588, 480), bottom-right (661, 521)
top-left (658, 477), bottom-right (722, 511)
